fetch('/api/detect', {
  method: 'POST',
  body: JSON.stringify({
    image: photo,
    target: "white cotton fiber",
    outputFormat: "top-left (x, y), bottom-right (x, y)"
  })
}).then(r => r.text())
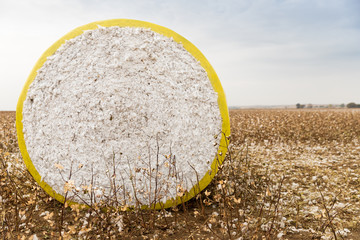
top-left (22, 26), bottom-right (222, 205)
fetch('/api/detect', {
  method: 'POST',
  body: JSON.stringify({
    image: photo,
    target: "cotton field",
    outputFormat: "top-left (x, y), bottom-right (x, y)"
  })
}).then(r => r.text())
top-left (1, 109), bottom-right (360, 239)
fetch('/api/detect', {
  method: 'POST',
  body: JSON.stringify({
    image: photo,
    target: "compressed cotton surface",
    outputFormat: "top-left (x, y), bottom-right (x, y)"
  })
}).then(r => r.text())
top-left (22, 26), bottom-right (222, 206)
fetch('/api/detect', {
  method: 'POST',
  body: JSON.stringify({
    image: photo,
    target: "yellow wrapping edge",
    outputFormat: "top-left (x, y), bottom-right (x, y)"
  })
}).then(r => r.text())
top-left (16, 19), bottom-right (230, 210)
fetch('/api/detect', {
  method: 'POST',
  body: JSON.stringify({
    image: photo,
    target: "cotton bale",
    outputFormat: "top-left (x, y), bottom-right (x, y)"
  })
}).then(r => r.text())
top-left (16, 19), bottom-right (230, 209)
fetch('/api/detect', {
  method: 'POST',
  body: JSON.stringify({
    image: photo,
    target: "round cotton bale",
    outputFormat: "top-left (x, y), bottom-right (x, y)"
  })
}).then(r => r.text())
top-left (16, 19), bottom-right (230, 209)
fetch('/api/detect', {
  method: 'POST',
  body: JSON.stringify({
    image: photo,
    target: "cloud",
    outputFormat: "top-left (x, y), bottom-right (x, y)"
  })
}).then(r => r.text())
top-left (0, 0), bottom-right (360, 109)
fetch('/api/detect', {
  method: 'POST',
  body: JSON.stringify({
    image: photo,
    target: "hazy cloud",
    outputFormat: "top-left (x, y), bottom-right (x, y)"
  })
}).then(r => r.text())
top-left (1, 0), bottom-right (360, 109)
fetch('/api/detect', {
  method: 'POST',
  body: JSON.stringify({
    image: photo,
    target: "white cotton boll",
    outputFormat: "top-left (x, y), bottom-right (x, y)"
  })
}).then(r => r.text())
top-left (31, 235), bottom-right (39, 240)
top-left (212, 211), bottom-right (219, 217)
top-left (261, 223), bottom-right (271, 232)
top-left (22, 26), bottom-right (222, 205)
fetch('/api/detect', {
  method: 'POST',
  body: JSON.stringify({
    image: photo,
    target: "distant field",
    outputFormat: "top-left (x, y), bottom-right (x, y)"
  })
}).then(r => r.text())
top-left (231, 108), bottom-right (360, 145)
top-left (1, 109), bottom-right (360, 239)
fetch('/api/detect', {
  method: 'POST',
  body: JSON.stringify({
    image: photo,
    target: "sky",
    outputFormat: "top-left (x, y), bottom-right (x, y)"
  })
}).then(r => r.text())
top-left (1, 0), bottom-right (360, 110)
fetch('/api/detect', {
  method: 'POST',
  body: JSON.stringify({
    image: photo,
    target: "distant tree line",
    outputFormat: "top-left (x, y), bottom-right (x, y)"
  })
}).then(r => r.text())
top-left (296, 103), bottom-right (314, 109)
top-left (296, 103), bottom-right (305, 109)
top-left (347, 102), bottom-right (360, 108)
top-left (295, 103), bottom-right (360, 109)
